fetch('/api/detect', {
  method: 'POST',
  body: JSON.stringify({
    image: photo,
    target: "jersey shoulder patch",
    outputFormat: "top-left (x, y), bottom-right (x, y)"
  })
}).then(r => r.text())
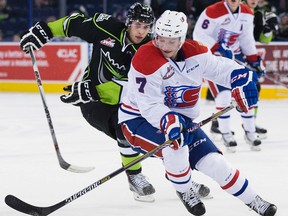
top-left (240, 3), bottom-right (254, 15)
top-left (206, 2), bottom-right (228, 18)
top-left (182, 40), bottom-right (208, 58)
top-left (93, 13), bottom-right (125, 33)
top-left (94, 13), bottom-right (112, 22)
top-left (132, 41), bottom-right (167, 75)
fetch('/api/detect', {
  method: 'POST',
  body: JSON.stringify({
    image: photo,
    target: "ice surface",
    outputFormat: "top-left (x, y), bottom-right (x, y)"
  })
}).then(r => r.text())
top-left (1, 92), bottom-right (287, 216)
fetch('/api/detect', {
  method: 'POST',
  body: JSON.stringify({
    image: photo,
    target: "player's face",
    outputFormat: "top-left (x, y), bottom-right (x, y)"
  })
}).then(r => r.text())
top-left (245, 0), bottom-right (259, 9)
top-left (127, 21), bottom-right (151, 44)
top-left (155, 36), bottom-right (181, 59)
top-left (226, 0), bottom-right (241, 12)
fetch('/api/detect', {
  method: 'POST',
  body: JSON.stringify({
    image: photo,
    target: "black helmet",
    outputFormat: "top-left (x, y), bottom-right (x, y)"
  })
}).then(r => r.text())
top-left (125, 2), bottom-right (155, 26)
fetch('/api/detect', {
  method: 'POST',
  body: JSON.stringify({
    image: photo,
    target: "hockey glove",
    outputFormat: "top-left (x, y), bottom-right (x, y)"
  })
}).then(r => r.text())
top-left (214, 41), bottom-right (234, 60)
top-left (231, 68), bottom-right (259, 113)
top-left (247, 56), bottom-right (266, 78)
top-left (20, 21), bottom-right (53, 53)
top-left (160, 112), bottom-right (194, 150)
top-left (264, 12), bottom-right (279, 31)
top-left (60, 80), bottom-right (99, 106)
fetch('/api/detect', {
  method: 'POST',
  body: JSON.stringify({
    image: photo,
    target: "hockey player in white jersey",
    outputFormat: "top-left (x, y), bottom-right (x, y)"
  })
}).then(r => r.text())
top-left (118, 10), bottom-right (277, 216)
top-left (193, 0), bottom-right (265, 152)
top-left (242, 0), bottom-right (278, 139)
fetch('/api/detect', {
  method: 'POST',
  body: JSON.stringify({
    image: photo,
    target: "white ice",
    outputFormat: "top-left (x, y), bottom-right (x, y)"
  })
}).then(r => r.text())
top-left (1, 92), bottom-right (287, 216)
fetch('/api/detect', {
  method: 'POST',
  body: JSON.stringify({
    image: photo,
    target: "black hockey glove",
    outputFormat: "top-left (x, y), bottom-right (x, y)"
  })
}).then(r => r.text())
top-left (264, 12), bottom-right (279, 32)
top-left (60, 80), bottom-right (99, 106)
top-left (20, 21), bottom-right (53, 54)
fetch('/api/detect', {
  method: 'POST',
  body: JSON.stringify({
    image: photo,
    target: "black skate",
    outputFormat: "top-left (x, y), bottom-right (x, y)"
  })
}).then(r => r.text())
top-left (247, 195), bottom-right (277, 216)
top-left (210, 118), bottom-right (235, 143)
top-left (210, 118), bottom-right (221, 134)
top-left (256, 125), bottom-right (267, 139)
top-left (222, 132), bottom-right (237, 153)
top-left (165, 174), bottom-right (212, 198)
top-left (127, 173), bottom-right (155, 202)
top-left (244, 130), bottom-right (262, 151)
top-left (210, 119), bottom-right (223, 141)
top-left (191, 181), bottom-right (212, 199)
top-left (176, 188), bottom-right (206, 215)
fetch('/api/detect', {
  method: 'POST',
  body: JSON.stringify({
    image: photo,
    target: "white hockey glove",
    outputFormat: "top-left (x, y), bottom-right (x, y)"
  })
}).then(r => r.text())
top-left (20, 21), bottom-right (53, 53)
top-left (60, 80), bottom-right (99, 106)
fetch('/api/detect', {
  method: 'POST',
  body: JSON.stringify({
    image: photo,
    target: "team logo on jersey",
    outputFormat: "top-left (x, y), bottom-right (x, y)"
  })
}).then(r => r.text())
top-left (218, 29), bottom-right (240, 47)
top-left (221, 17), bottom-right (231, 25)
top-left (96, 13), bottom-right (111, 22)
top-left (163, 66), bottom-right (175, 80)
top-left (98, 49), bottom-right (126, 82)
top-left (100, 38), bottom-right (116, 48)
top-left (164, 85), bottom-right (201, 108)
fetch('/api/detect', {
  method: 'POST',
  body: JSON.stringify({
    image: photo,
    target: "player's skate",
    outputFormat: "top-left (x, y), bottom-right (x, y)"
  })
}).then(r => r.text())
top-left (210, 119), bottom-right (222, 141)
top-left (191, 180), bottom-right (212, 199)
top-left (127, 173), bottom-right (155, 202)
top-left (176, 187), bottom-right (206, 215)
top-left (247, 195), bottom-right (277, 216)
top-left (165, 173), bottom-right (211, 199)
top-left (210, 119), bottom-right (221, 134)
top-left (256, 125), bottom-right (267, 139)
top-left (244, 130), bottom-right (262, 151)
top-left (222, 132), bottom-right (237, 153)
top-left (210, 118), bottom-right (235, 142)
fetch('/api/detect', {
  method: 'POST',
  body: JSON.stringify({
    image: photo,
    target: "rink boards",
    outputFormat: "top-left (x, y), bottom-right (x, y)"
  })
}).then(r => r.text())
top-left (0, 42), bottom-right (287, 99)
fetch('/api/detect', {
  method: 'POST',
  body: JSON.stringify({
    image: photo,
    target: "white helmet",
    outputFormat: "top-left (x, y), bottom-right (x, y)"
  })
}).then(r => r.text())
top-left (154, 10), bottom-right (188, 46)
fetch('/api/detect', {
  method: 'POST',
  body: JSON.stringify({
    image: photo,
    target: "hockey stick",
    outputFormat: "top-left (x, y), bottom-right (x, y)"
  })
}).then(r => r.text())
top-left (264, 73), bottom-right (288, 88)
top-left (5, 103), bottom-right (236, 216)
top-left (28, 47), bottom-right (94, 173)
top-left (234, 58), bottom-right (288, 88)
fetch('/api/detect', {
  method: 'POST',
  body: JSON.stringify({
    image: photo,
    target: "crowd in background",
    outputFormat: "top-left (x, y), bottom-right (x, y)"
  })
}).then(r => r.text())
top-left (0, 0), bottom-right (287, 41)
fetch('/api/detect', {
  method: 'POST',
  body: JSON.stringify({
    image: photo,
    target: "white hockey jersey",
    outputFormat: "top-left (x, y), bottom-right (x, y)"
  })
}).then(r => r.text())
top-left (118, 40), bottom-right (244, 128)
top-left (193, 1), bottom-right (257, 57)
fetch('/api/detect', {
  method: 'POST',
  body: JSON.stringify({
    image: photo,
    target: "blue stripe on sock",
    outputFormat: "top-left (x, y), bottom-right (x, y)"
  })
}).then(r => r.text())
top-left (233, 179), bottom-right (248, 197)
top-left (219, 115), bottom-right (230, 119)
top-left (168, 175), bottom-right (191, 185)
top-left (241, 115), bottom-right (253, 119)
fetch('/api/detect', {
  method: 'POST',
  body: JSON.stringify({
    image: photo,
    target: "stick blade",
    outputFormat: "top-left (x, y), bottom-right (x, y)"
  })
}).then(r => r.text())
top-left (5, 195), bottom-right (45, 216)
top-left (66, 164), bottom-right (95, 173)
top-left (57, 153), bottom-right (95, 173)
top-left (5, 195), bottom-right (63, 216)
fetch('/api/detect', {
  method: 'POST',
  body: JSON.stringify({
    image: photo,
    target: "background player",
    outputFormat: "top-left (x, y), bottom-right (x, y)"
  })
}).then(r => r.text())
top-left (193, 0), bottom-right (265, 152)
top-left (243, 0), bottom-right (279, 139)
